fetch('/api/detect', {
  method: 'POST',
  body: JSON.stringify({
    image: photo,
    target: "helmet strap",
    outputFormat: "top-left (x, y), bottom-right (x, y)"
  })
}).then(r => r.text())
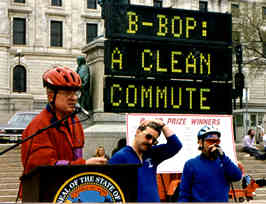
top-left (50, 89), bottom-right (58, 109)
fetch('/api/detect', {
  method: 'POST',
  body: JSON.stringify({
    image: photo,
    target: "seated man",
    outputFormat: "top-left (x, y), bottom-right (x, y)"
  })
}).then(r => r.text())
top-left (242, 129), bottom-right (265, 160)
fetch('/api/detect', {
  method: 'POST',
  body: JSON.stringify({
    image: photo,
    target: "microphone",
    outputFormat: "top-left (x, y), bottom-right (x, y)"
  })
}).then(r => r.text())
top-left (75, 103), bottom-right (91, 118)
top-left (213, 144), bottom-right (223, 157)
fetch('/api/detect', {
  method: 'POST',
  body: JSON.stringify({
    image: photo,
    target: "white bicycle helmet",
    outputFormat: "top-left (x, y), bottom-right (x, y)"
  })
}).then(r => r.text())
top-left (197, 125), bottom-right (221, 140)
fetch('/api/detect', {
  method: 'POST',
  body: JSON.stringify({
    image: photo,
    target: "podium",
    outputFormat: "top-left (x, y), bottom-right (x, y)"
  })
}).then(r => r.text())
top-left (21, 164), bottom-right (139, 202)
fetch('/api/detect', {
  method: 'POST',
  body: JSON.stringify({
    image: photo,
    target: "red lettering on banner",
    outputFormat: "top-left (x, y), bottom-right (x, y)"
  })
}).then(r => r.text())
top-left (190, 118), bottom-right (220, 126)
top-left (167, 118), bottom-right (187, 125)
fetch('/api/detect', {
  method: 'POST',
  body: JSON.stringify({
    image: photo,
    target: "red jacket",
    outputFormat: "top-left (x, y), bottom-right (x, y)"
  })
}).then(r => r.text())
top-left (21, 106), bottom-right (85, 175)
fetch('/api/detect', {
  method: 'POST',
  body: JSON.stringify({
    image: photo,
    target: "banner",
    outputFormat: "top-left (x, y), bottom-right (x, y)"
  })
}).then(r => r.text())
top-left (127, 113), bottom-right (236, 173)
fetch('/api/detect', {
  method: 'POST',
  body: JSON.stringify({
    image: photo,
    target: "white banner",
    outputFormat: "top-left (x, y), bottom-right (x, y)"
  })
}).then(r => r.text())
top-left (127, 114), bottom-right (237, 173)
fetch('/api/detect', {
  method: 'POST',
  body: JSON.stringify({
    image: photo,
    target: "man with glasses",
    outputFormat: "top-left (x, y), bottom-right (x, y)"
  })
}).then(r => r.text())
top-left (108, 119), bottom-right (182, 202)
top-left (20, 67), bottom-right (106, 195)
top-left (178, 126), bottom-right (242, 202)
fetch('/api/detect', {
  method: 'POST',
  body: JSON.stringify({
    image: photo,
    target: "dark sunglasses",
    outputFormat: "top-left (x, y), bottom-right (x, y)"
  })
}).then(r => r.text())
top-left (145, 134), bottom-right (159, 145)
top-left (205, 139), bottom-right (220, 145)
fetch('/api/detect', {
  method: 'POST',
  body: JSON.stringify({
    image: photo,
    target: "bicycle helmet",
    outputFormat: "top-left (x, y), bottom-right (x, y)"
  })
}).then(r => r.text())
top-left (43, 67), bottom-right (81, 91)
top-left (197, 125), bottom-right (221, 140)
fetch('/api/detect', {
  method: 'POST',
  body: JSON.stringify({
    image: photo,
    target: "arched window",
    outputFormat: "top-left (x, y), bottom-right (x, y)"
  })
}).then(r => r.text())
top-left (13, 65), bottom-right (26, 92)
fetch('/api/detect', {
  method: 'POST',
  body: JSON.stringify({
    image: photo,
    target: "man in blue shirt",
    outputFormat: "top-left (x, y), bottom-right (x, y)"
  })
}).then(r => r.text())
top-left (108, 119), bottom-right (182, 202)
top-left (178, 126), bottom-right (242, 202)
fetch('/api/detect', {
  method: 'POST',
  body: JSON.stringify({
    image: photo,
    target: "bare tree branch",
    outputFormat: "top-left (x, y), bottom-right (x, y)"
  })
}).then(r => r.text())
top-left (235, 7), bottom-right (266, 67)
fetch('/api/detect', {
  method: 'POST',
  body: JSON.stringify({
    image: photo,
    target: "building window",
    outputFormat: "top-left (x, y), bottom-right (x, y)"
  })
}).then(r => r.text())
top-left (263, 7), bottom-right (266, 19)
top-left (13, 18), bottom-right (26, 45)
top-left (50, 21), bottom-right (63, 47)
top-left (86, 23), bottom-right (97, 43)
top-left (51, 0), bottom-right (62, 6)
top-left (234, 114), bottom-right (243, 127)
top-left (87, 0), bottom-right (96, 9)
top-left (251, 114), bottom-right (256, 127)
top-left (14, 0), bottom-right (25, 3)
top-left (231, 4), bottom-right (240, 17)
top-left (199, 1), bottom-right (208, 12)
top-left (13, 65), bottom-right (26, 93)
top-left (154, 0), bottom-right (162, 8)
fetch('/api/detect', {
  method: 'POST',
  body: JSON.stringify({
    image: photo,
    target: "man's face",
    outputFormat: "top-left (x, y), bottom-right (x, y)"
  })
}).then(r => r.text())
top-left (135, 126), bottom-right (159, 153)
top-left (250, 130), bottom-right (256, 136)
top-left (48, 90), bottom-right (80, 117)
top-left (199, 133), bottom-right (220, 158)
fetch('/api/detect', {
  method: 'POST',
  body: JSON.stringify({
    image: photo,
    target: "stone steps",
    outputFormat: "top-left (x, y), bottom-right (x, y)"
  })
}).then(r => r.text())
top-left (0, 195), bottom-right (17, 203)
top-left (0, 189), bottom-right (18, 196)
top-left (0, 183), bottom-right (19, 189)
top-left (0, 145), bottom-right (21, 203)
top-left (256, 188), bottom-right (266, 194)
top-left (0, 172), bottom-right (22, 177)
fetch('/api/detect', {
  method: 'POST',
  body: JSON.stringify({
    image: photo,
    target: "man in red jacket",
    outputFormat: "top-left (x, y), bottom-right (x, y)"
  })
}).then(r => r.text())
top-left (20, 67), bottom-right (106, 194)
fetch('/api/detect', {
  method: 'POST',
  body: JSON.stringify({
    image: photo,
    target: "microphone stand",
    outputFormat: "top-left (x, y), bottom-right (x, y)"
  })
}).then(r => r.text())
top-left (0, 110), bottom-right (79, 156)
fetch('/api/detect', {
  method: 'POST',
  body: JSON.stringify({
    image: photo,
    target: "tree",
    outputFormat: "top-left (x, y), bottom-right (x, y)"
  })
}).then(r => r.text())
top-left (235, 4), bottom-right (266, 66)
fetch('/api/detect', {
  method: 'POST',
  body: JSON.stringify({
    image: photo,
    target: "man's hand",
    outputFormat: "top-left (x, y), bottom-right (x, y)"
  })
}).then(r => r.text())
top-left (140, 119), bottom-right (165, 128)
top-left (140, 119), bottom-right (175, 138)
top-left (209, 144), bottom-right (224, 157)
top-left (85, 157), bottom-right (107, 165)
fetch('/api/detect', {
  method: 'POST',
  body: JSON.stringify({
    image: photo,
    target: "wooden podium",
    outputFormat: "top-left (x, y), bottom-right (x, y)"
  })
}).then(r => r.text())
top-left (21, 164), bottom-right (139, 202)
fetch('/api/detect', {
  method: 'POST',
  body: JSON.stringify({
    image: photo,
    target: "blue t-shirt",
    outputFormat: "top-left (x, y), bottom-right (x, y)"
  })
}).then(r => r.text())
top-left (178, 154), bottom-right (242, 202)
top-left (108, 134), bottom-right (182, 202)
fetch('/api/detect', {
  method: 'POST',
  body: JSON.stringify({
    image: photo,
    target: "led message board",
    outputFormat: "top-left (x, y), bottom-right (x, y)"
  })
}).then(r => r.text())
top-left (105, 3), bottom-right (232, 45)
top-left (104, 39), bottom-right (232, 81)
top-left (104, 77), bottom-right (232, 114)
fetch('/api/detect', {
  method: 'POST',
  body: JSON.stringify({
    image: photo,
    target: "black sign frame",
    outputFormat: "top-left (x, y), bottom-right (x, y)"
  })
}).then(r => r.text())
top-left (104, 39), bottom-right (232, 81)
top-left (104, 3), bottom-right (232, 45)
top-left (104, 77), bottom-right (232, 114)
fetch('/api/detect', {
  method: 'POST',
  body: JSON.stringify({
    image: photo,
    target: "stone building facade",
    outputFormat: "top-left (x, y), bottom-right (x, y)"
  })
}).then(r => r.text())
top-left (0, 0), bottom-right (104, 122)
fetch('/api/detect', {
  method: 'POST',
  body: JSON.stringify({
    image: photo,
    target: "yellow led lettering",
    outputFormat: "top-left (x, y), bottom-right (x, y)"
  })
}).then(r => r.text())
top-left (156, 50), bottom-right (167, 72)
top-left (171, 87), bottom-right (182, 109)
top-left (186, 52), bottom-right (196, 74)
top-left (200, 88), bottom-right (211, 110)
top-left (202, 21), bottom-right (207, 37)
top-left (186, 88), bottom-right (196, 109)
top-left (127, 11), bottom-right (138, 34)
top-left (172, 16), bottom-right (182, 38)
top-left (186, 17), bottom-right (196, 38)
top-left (157, 14), bottom-right (168, 36)
top-left (111, 84), bottom-right (122, 107)
top-left (156, 86), bottom-right (167, 108)
top-left (142, 49), bottom-right (153, 71)
top-left (171, 51), bottom-right (182, 73)
top-left (126, 85), bottom-right (137, 107)
top-left (141, 85), bottom-right (152, 108)
top-left (142, 22), bottom-right (153, 26)
top-left (200, 53), bottom-right (211, 75)
top-left (112, 48), bottom-right (123, 70)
